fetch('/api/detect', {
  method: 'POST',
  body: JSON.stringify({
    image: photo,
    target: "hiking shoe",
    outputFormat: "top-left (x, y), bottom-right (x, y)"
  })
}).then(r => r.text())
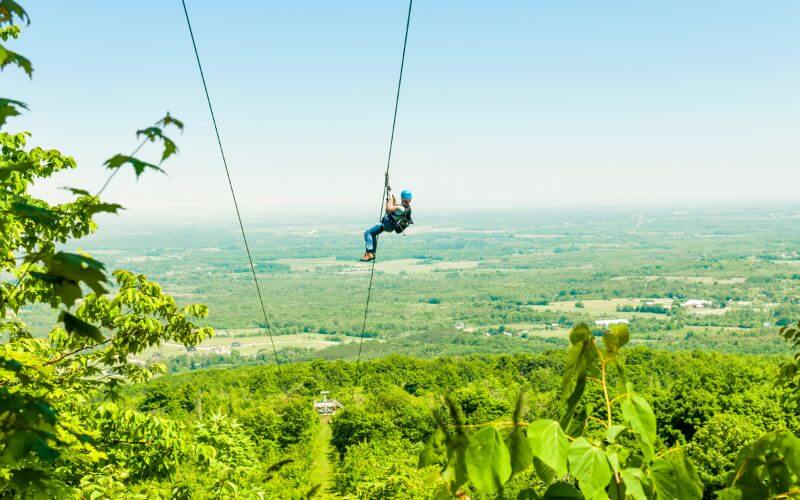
top-left (360, 252), bottom-right (375, 262)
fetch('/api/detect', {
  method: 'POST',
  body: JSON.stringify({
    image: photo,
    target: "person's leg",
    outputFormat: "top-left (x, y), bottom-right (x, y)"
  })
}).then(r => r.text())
top-left (364, 223), bottom-right (384, 253)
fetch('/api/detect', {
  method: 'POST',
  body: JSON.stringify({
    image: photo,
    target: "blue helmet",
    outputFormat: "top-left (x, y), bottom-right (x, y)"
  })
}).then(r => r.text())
top-left (400, 189), bottom-right (413, 200)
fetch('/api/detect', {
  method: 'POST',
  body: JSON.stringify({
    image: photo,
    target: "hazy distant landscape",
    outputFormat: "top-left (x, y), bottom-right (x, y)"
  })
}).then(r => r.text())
top-left (18, 205), bottom-right (799, 370)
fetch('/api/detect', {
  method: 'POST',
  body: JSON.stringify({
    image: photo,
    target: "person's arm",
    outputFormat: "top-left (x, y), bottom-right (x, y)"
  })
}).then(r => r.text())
top-left (385, 191), bottom-right (398, 212)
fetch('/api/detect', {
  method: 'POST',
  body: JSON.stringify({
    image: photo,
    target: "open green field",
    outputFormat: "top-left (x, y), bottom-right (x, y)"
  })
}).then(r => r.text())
top-left (17, 206), bottom-right (800, 365)
top-left (145, 333), bottom-right (367, 358)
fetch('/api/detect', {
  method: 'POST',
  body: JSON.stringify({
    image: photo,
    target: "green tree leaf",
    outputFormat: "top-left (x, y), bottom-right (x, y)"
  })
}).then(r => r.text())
top-left (0, 97), bottom-right (26, 128)
top-left (158, 111), bottom-right (184, 131)
top-left (651, 449), bottom-right (703, 500)
top-left (602, 323), bottom-right (629, 354)
top-left (568, 438), bottom-right (612, 499)
top-left (0, 42), bottom-right (31, 76)
top-left (542, 481), bottom-right (583, 499)
top-left (560, 372), bottom-right (586, 431)
top-left (569, 323), bottom-right (592, 344)
top-left (506, 427), bottom-right (533, 474)
top-left (464, 426), bottom-right (512, 494)
top-left (58, 310), bottom-right (102, 342)
top-left (619, 392), bottom-right (656, 460)
top-left (103, 154), bottom-right (164, 178)
top-left (724, 429), bottom-right (800, 499)
top-left (528, 419), bottom-right (569, 476)
top-left (0, 0), bottom-right (29, 25)
top-left (9, 201), bottom-right (57, 228)
top-left (419, 427), bottom-right (446, 467)
top-left (620, 468), bottom-right (647, 500)
top-left (517, 487), bottom-right (541, 500)
top-left (606, 425), bottom-right (626, 443)
top-left (136, 126), bottom-right (178, 163)
top-left (533, 456), bottom-right (556, 485)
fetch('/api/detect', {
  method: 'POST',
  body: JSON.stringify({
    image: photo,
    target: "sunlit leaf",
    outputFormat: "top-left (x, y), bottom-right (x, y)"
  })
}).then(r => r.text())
top-left (419, 427), bottom-right (446, 467)
top-left (533, 456), bottom-right (556, 486)
top-left (602, 323), bottom-right (629, 354)
top-left (651, 449), bottom-right (702, 500)
top-left (10, 201), bottom-right (57, 228)
top-left (464, 426), bottom-right (512, 494)
top-left (620, 392), bottom-right (656, 460)
top-left (562, 323), bottom-right (599, 398)
top-left (569, 323), bottom-right (592, 344)
top-left (506, 427), bottom-right (533, 474)
top-left (528, 419), bottom-right (568, 476)
top-left (0, 96), bottom-right (26, 128)
top-left (606, 425), bottom-right (626, 443)
top-left (0, 0), bottom-right (29, 25)
top-left (104, 154), bottom-right (164, 178)
top-left (621, 468), bottom-right (647, 500)
top-left (0, 43), bottom-right (32, 77)
top-left (715, 488), bottom-right (743, 500)
top-left (560, 373), bottom-right (586, 431)
top-left (568, 437), bottom-right (612, 499)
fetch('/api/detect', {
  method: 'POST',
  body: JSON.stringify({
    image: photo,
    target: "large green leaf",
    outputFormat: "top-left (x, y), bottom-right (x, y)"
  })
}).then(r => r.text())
top-left (464, 426), bottom-right (512, 494)
top-left (602, 323), bottom-right (629, 354)
top-left (528, 419), bottom-right (569, 476)
top-left (0, 97), bottom-right (26, 128)
top-left (620, 468), bottom-right (647, 500)
top-left (506, 427), bottom-right (533, 474)
top-left (568, 438), bottom-right (612, 499)
top-left (104, 154), bottom-right (164, 178)
top-left (419, 427), bottom-right (446, 467)
top-left (560, 372), bottom-right (586, 431)
top-left (58, 310), bottom-right (103, 342)
top-left (569, 323), bottom-right (592, 344)
top-left (9, 201), bottom-right (57, 228)
top-left (620, 392), bottom-right (656, 460)
top-left (29, 252), bottom-right (109, 307)
top-left (542, 481), bottom-right (583, 499)
top-left (562, 324), bottom-right (599, 398)
top-left (715, 488), bottom-right (743, 500)
top-left (136, 126), bottom-right (178, 163)
top-left (517, 488), bottom-right (541, 500)
top-left (0, 0), bottom-right (29, 25)
top-left (725, 429), bottom-right (800, 499)
top-left (651, 449), bottom-right (702, 500)
top-left (0, 43), bottom-right (32, 77)
top-left (533, 457), bottom-right (556, 485)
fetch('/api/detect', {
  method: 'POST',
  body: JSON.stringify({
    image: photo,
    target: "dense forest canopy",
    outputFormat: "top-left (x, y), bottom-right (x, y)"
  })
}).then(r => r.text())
top-left (3, 1), bottom-right (800, 498)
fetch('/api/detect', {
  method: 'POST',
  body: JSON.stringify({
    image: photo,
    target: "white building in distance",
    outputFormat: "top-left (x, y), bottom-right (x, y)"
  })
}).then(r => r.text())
top-left (595, 319), bottom-right (629, 327)
top-left (682, 299), bottom-right (713, 308)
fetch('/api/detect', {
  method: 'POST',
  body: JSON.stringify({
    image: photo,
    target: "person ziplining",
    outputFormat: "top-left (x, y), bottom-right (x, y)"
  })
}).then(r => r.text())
top-left (360, 187), bottom-right (413, 261)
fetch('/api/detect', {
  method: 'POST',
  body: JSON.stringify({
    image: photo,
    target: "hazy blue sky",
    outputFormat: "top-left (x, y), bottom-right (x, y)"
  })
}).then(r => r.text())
top-left (6, 1), bottom-right (800, 218)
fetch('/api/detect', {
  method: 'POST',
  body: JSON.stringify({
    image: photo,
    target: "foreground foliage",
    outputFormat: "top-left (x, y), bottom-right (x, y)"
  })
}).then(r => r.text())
top-left (414, 323), bottom-right (800, 499)
top-left (0, 3), bottom-right (301, 495)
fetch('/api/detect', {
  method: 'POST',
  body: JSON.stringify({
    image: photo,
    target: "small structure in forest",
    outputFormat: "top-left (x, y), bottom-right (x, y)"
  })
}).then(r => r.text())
top-left (313, 391), bottom-right (343, 417)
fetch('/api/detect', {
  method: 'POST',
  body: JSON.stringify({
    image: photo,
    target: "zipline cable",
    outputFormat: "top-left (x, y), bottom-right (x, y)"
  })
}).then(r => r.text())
top-left (180, 0), bottom-right (282, 368)
top-left (354, 0), bottom-right (414, 381)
